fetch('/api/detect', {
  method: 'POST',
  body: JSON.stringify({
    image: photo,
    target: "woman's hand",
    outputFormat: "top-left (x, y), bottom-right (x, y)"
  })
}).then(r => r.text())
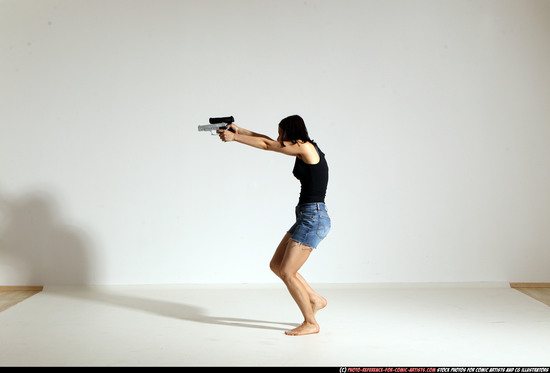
top-left (227, 123), bottom-right (240, 134)
top-left (217, 124), bottom-right (237, 142)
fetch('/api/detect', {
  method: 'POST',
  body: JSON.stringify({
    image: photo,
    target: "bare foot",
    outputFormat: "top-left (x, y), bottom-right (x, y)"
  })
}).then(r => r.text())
top-left (285, 322), bottom-right (320, 336)
top-left (311, 295), bottom-right (327, 315)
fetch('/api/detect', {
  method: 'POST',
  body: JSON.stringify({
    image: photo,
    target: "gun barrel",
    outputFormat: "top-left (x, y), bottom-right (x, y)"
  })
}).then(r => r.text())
top-left (198, 124), bottom-right (226, 132)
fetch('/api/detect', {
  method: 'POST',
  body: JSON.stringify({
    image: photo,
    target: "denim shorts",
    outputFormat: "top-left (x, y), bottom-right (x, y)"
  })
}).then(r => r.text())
top-left (287, 202), bottom-right (331, 249)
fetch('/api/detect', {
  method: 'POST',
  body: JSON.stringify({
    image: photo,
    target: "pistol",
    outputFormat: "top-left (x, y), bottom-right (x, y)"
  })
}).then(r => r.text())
top-left (198, 116), bottom-right (236, 135)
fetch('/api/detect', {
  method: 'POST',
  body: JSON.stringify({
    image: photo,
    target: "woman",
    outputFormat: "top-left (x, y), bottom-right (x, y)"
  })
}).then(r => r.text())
top-left (217, 115), bottom-right (331, 336)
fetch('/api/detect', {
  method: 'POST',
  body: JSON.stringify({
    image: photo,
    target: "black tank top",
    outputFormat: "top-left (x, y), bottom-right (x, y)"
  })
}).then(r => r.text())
top-left (292, 142), bottom-right (329, 205)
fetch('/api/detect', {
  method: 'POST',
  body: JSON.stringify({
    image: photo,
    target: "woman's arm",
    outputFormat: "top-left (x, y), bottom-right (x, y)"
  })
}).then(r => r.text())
top-left (229, 124), bottom-right (272, 140)
top-left (218, 125), bottom-right (311, 158)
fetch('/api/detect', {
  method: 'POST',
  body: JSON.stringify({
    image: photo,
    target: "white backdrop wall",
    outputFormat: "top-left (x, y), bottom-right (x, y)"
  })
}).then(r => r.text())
top-left (1, 0), bottom-right (549, 285)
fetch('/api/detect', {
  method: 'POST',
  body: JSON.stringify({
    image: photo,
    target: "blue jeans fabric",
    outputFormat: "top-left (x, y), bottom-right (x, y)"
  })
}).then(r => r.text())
top-left (287, 202), bottom-right (331, 249)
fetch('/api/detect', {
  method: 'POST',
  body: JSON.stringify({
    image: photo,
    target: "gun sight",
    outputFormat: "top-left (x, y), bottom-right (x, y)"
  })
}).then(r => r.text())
top-left (209, 116), bottom-right (234, 124)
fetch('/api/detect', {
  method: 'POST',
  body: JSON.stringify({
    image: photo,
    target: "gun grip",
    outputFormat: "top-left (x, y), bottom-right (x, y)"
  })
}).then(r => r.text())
top-left (219, 125), bottom-right (236, 133)
top-left (210, 126), bottom-right (235, 135)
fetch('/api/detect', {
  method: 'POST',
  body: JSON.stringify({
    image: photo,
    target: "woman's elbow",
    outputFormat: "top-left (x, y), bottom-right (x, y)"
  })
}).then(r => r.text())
top-left (264, 141), bottom-right (276, 151)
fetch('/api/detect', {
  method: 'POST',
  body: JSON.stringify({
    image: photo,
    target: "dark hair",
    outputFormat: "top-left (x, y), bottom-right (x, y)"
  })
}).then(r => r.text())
top-left (278, 115), bottom-right (313, 147)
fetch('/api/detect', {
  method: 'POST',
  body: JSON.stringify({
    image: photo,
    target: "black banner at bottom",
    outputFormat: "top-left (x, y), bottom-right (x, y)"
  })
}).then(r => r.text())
top-left (338, 368), bottom-right (549, 373)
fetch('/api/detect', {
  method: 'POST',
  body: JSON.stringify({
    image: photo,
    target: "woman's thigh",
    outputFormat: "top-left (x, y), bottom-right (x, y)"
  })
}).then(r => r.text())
top-left (270, 232), bottom-right (293, 273)
top-left (279, 240), bottom-right (312, 278)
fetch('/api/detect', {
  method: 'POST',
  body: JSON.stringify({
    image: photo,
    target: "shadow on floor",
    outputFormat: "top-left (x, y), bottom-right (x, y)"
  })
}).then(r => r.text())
top-left (53, 287), bottom-right (299, 332)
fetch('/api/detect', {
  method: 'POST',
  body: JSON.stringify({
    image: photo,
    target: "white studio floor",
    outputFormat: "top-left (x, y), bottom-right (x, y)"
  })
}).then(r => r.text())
top-left (0, 283), bottom-right (549, 367)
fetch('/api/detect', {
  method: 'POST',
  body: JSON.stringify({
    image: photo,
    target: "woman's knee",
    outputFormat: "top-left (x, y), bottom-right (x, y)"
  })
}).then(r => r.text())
top-left (278, 267), bottom-right (296, 283)
top-left (269, 259), bottom-right (281, 277)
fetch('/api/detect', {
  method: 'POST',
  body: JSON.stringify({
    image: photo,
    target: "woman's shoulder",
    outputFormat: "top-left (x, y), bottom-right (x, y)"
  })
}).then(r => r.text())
top-left (298, 141), bottom-right (321, 165)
